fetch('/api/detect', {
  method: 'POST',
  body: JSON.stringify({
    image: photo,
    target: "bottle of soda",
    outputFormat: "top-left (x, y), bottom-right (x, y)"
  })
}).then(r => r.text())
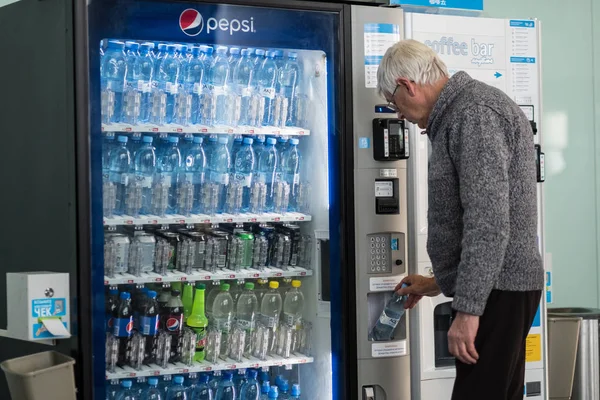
top-left (113, 292), bottom-right (134, 367)
top-left (182, 282), bottom-right (194, 321)
top-left (140, 290), bottom-right (160, 364)
top-left (162, 289), bottom-right (184, 363)
top-left (157, 285), bottom-right (172, 326)
top-left (186, 282), bottom-right (209, 362)
top-left (106, 288), bottom-right (119, 332)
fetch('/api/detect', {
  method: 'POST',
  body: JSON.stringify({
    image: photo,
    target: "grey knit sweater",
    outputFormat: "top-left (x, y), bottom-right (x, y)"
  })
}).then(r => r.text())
top-left (426, 71), bottom-right (545, 316)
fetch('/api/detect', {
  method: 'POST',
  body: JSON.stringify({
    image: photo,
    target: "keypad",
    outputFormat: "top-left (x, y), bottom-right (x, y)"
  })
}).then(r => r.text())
top-left (367, 234), bottom-right (392, 274)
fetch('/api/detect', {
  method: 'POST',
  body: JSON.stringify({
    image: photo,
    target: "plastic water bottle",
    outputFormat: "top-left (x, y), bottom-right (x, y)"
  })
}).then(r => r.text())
top-left (127, 136), bottom-right (155, 216)
top-left (207, 46), bottom-right (231, 126)
top-left (256, 138), bottom-right (278, 212)
top-left (253, 49), bottom-right (266, 69)
top-left (212, 283), bottom-right (234, 358)
top-left (234, 370), bottom-right (248, 396)
top-left (370, 288), bottom-right (408, 341)
top-left (166, 375), bottom-right (188, 400)
top-left (229, 47), bottom-right (241, 66)
top-left (280, 138), bottom-right (301, 211)
top-left (192, 374), bottom-right (213, 400)
top-left (278, 53), bottom-right (300, 127)
top-left (153, 43), bottom-right (167, 72)
top-left (103, 134), bottom-right (116, 217)
top-left (259, 281), bottom-right (282, 354)
top-left (155, 136), bottom-right (181, 215)
top-left (236, 282), bottom-right (258, 356)
top-left (141, 377), bottom-right (163, 400)
top-left (239, 369), bottom-right (260, 400)
top-left (206, 136), bottom-right (231, 214)
top-left (173, 46), bottom-right (198, 126)
top-left (209, 371), bottom-right (221, 394)
top-left (252, 136), bottom-right (266, 161)
top-left (256, 51), bottom-right (278, 126)
top-left (122, 42), bottom-right (142, 124)
top-left (176, 44), bottom-right (189, 60)
top-left (215, 372), bottom-right (236, 400)
top-left (231, 136), bottom-right (243, 166)
top-left (260, 381), bottom-right (270, 400)
top-left (153, 44), bottom-right (181, 125)
top-left (200, 46), bottom-right (215, 72)
top-left (277, 381), bottom-right (290, 400)
top-left (101, 40), bottom-right (127, 124)
top-left (180, 135), bottom-right (194, 156)
top-left (282, 280), bottom-right (304, 328)
top-left (268, 387), bottom-right (279, 399)
top-left (109, 136), bottom-right (131, 215)
top-left (231, 138), bottom-right (255, 213)
top-left (289, 384), bottom-right (300, 400)
top-left (275, 137), bottom-right (288, 160)
top-left (273, 50), bottom-right (285, 69)
top-left (115, 380), bottom-right (140, 400)
top-left (233, 49), bottom-right (257, 127)
top-left (137, 43), bottom-right (155, 124)
top-left (183, 46), bottom-right (205, 125)
top-left (179, 136), bottom-right (206, 215)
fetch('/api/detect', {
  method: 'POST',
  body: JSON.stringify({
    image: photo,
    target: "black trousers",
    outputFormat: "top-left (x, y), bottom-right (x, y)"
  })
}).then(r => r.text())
top-left (451, 290), bottom-right (542, 400)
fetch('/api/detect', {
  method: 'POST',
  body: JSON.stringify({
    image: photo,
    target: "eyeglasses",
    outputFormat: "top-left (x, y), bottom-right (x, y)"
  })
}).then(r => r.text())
top-left (386, 84), bottom-right (400, 113)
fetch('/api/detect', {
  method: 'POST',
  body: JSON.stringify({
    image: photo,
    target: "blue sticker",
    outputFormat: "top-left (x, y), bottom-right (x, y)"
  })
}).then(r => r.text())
top-left (364, 23), bottom-right (400, 34)
top-left (32, 321), bottom-right (68, 339)
top-left (510, 57), bottom-right (536, 64)
top-left (531, 306), bottom-right (541, 327)
top-left (546, 291), bottom-right (552, 303)
top-left (359, 137), bottom-right (370, 149)
top-left (32, 298), bottom-right (67, 318)
top-left (546, 271), bottom-right (552, 286)
top-left (510, 20), bottom-right (535, 28)
top-left (391, 238), bottom-right (399, 251)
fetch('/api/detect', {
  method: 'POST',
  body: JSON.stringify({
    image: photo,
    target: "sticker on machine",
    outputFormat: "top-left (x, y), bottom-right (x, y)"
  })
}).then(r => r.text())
top-left (372, 340), bottom-right (407, 358)
top-left (370, 275), bottom-right (403, 292)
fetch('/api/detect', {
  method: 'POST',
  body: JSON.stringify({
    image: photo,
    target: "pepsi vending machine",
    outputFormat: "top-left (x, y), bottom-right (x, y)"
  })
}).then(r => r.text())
top-left (0, 0), bottom-right (414, 398)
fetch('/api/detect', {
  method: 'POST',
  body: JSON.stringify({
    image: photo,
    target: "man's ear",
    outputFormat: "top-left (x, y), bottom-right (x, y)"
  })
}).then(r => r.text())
top-left (397, 77), bottom-right (417, 97)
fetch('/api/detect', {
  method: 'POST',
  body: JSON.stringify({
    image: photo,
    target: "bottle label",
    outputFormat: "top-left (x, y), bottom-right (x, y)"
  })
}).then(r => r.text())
top-left (113, 317), bottom-right (133, 337)
top-left (193, 82), bottom-right (203, 95)
top-left (213, 86), bottom-right (226, 96)
top-left (215, 318), bottom-right (232, 332)
top-left (137, 80), bottom-right (150, 93)
top-left (234, 173), bottom-right (252, 187)
top-left (140, 315), bottom-right (160, 336)
top-left (210, 172), bottom-right (230, 186)
top-left (165, 314), bottom-right (183, 333)
top-left (166, 82), bottom-right (178, 95)
top-left (193, 326), bottom-right (207, 351)
top-left (283, 312), bottom-right (299, 327)
top-left (237, 318), bottom-right (255, 330)
top-left (378, 310), bottom-right (399, 329)
top-left (133, 174), bottom-right (153, 188)
top-left (109, 172), bottom-right (128, 186)
top-left (241, 87), bottom-right (252, 98)
top-left (157, 173), bottom-right (173, 187)
top-left (293, 173), bottom-right (300, 186)
top-left (260, 314), bottom-right (277, 328)
top-left (260, 87), bottom-right (276, 100)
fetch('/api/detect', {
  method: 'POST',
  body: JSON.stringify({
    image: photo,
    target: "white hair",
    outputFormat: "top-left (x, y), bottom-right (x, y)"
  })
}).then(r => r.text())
top-left (377, 39), bottom-right (449, 97)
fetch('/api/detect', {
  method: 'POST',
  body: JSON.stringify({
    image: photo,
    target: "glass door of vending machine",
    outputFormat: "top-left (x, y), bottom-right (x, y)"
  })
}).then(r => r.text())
top-left (76, 1), bottom-right (351, 398)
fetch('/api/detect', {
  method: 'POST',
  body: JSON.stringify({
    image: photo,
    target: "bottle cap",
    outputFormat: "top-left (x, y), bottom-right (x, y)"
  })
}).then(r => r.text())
top-left (262, 381), bottom-right (271, 393)
top-left (195, 282), bottom-right (206, 290)
top-left (218, 136), bottom-right (229, 145)
top-left (199, 45), bottom-right (209, 52)
top-left (244, 282), bottom-right (255, 290)
top-left (243, 137), bottom-right (254, 145)
top-left (266, 138), bottom-right (277, 145)
top-left (157, 43), bottom-right (167, 51)
top-left (274, 50), bottom-right (284, 57)
top-left (247, 369), bottom-right (258, 379)
top-left (147, 291), bottom-right (157, 298)
top-left (179, 45), bottom-right (188, 53)
top-left (142, 42), bottom-right (155, 49)
top-left (221, 283), bottom-right (231, 291)
top-left (142, 136), bottom-right (153, 143)
top-left (191, 46), bottom-right (201, 56)
top-left (120, 292), bottom-right (130, 300)
top-left (246, 47), bottom-right (256, 54)
top-left (291, 384), bottom-right (301, 396)
top-left (174, 375), bottom-right (184, 384)
top-left (117, 136), bottom-right (128, 143)
top-left (230, 47), bottom-right (240, 55)
top-left (121, 380), bottom-right (132, 388)
top-left (216, 46), bottom-right (228, 54)
top-left (278, 137), bottom-right (288, 143)
top-left (241, 49), bottom-right (249, 56)
top-left (291, 280), bottom-right (301, 288)
top-left (255, 49), bottom-right (265, 56)
top-left (280, 380), bottom-right (289, 391)
top-left (166, 44), bottom-right (177, 52)
top-left (209, 136), bottom-right (218, 142)
top-left (200, 374), bottom-right (210, 383)
top-left (266, 50), bottom-right (276, 58)
top-left (223, 371), bottom-right (234, 380)
top-left (255, 136), bottom-right (265, 143)
top-left (206, 46), bottom-right (214, 55)
top-left (169, 136), bottom-right (179, 143)
top-left (288, 52), bottom-right (298, 59)
top-left (269, 281), bottom-right (279, 289)
top-left (193, 136), bottom-right (203, 144)
top-left (107, 40), bottom-right (124, 49)
top-left (268, 387), bottom-right (279, 399)
top-left (148, 377), bottom-right (158, 386)
top-left (290, 138), bottom-right (299, 145)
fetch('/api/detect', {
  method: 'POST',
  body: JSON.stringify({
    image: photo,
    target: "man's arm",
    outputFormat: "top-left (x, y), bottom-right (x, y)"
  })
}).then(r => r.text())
top-left (450, 104), bottom-right (511, 316)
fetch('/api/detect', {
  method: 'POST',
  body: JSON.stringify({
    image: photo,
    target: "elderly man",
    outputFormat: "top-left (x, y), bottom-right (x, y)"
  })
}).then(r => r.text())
top-left (378, 39), bottom-right (545, 399)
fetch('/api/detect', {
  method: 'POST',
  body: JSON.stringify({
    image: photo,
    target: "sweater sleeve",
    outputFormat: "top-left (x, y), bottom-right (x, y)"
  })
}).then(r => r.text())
top-left (449, 105), bottom-right (511, 316)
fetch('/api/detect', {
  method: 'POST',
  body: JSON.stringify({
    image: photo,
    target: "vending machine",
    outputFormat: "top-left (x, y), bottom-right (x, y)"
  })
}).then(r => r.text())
top-left (404, 11), bottom-right (548, 400)
top-left (0, 0), bottom-right (415, 399)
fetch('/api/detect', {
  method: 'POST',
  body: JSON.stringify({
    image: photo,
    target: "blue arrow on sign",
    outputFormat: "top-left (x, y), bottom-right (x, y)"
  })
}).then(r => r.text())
top-left (494, 72), bottom-right (502, 79)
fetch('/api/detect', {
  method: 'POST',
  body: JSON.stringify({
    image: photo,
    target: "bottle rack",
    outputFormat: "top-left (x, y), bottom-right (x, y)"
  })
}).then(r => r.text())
top-left (105, 354), bottom-right (313, 380)
top-left (103, 212), bottom-right (311, 227)
top-left (102, 123), bottom-right (310, 136)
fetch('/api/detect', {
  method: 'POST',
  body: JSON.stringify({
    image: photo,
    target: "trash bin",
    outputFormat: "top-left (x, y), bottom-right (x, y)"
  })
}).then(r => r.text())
top-left (549, 308), bottom-right (600, 400)
top-left (0, 350), bottom-right (76, 400)
top-left (547, 315), bottom-right (581, 400)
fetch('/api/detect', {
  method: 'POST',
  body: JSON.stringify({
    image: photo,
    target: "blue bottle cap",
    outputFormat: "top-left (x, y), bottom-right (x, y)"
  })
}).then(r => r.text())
top-left (275, 375), bottom-right (284, 385)
top-left (179, 45), bottom-right (188, 53)
top-left (209, 136), bottom-right (218, 142)
top-left (127, 43), bottom-right (140, 52)
top-left (266, 51), bottom-right (276, 58)
top-left (166, 44), bottom-right (177, 53)
top-left (142, 136), bottom-right (153, 143)
top-left (240, 49), bottom-right (249, 57)
top-left (266, 138), bottom-right (277, 145)
top-left (157, 43), bottom-right (167, 51)
top-left (193, 136), bottom-right (203, 144)
top-left (247, 369), bottom-right (258, 379)
top-left (288, 52), bottom-right (298, 59)
top-left (121, 380), bottom-right (132, 388)
top-left (230, 47), bottom-right (240, 55)
top-left (109, 288), bottom-right (119, 295)
top-left (261, 381), bottom-right (270, 393)
top-left (206, 46), bottom-right (214, 55)
top-left (117, 136), bottom-right (128, 143)
top-left (200, 374), bottom-right (210, 383)
top-left (223, 371), bottom-right (234, 380)
top-left (199, 45), bottom-right (209, 52)
top-left (255, 136), bottom-right (265, 143)
top-left (218, 137), bottom-right (229, 145)
top-left (274, 50), bottom-right (284, 57)
top-left (120, 292), bottom-right (130, 300)
top-left (289, 138), bottom-right (299, 145)
top-left (148, 377), bottom-right (159, 386)
top-left (268, 387), bottom-right (279, 398)
top-left (169, 136), bottom-right (179, 143)
top-left (216, 46), bottom-right (228, 54)
top-left (277, 137), bottom-right (288, 143)
top-left (147, 291), bottom-right (157, 298)
top-left (174, 376), bottom-right (184, 384)
top-left (279, 380), bottom-right (289, 392)
top-left (246, 47), bottom-right (256, 54)
top-left (125, 40), bottom-right (137, 47)
top-left (243, 138), bottom-right (254, 145)
top-left (191, 46), bottom-right (201, 56)
top-left (107, 40), bottom-right (125, 49)
top-left (255, 49), bottom-right (265, 56)
top-left (142, 42), bottom-right (155, 49)
top-left (291, 384), bottom-right (300, 396)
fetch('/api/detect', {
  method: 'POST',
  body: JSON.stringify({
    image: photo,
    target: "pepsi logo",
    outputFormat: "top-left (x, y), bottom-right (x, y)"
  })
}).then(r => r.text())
top-left (179, 9), bottom-right (204, 37)
top-left (166, 317), bottom-right (180, 331)
top-left (126, 321), bottom-right (133, 333)
top-left (107, 317), bottom-right (114, 328)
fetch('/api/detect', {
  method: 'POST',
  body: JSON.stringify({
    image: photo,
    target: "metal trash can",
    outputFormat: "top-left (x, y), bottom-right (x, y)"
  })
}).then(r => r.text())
top-left (0, 350), bottom-right (76, 400)
top-left (547, 315), bottom-right (581, 400)
top-left (549, 308), bottom-right (600, 400)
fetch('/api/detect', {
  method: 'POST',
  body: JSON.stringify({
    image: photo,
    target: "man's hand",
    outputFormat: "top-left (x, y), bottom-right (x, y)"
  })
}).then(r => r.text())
top-left (395, 275), bottom-right (442, 309)
top-left (448, 312), bottom-right (480, 365)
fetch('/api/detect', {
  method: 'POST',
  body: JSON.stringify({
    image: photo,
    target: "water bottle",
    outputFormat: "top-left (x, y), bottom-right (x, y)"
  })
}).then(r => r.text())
top-left (166, 375), bottom-right (188, 400)
top-left (260, 381), bottom-right (270, 400)
top-left (229, 138), bottom-right (255, 213)
top-left (212, 283), bottom-right (234, 358)
top-left (109, 136), bottom-right (131, 215)
top-left (155, 136), bottom-right (182, 215)
top-left (273, 50), bottom-right (285, 69)
top-left (234, 369), bottom-right (248, 396)
top-left (207, 46), bottom-right (231, 126)
top-left (152, 44), bottom-right (181, 125)
top-left (176, 44), bottom-right (189, 60)
top-left (115, 380), bottom-right (140, 400)
top-left (141, 377), bottom-right (163, 400)
top-left (122, 42), bottom-right (142, 124)
top-left (259, 281), bottom-right (282, 355)
top-left (192, 374), bottom-right (213, 400)
top-left (369, 287), bottom-right (408, 341)
top-left (206, 136), bottom-right (230, 214)
top-left (252, 136), bottom-right (266, 161)
top-left (153, 43), bottom-right (167, 72)
top-left (233, 49), bottom-right (257, 127)
top-left (256, 51), bottom-right (278, 126)
top-left (209, 371), bottom-right (221, 394)
top-left (215, 371), bottom-right (236, 400)
top-left (178, 136), bottom-right (206, 215)
top-left (289, 384), bottom-right (300, 400)
top-left (282, 280), bottom-right (304, 328)
top-left (280, 138), bottom-right (301, 211)
top-left (101, 40), bottom-right (127, 124)
top-left (103, 134), bottom-right (116, 217)
top-left (236, 282), bottom-right (258, 356)
top-left (275, 137), bottom-right (288, 161)
top-left (277, 381), bottom-right (289, 400)
top-left (253, 49), bottom-right (266, 69)
top-left (239, 369), bottom-right (260, 400)
top-left (200, 46), bottom-right (215, 72)
top-left (231, 136), bottom-right (243, 166)
top-left (126, 136), bottom-right (155, 216)
top-left (256, 138), bottom-right (278, 212)
top-left (183, 46), bottom-right (205, 125)
top-left (136, 43), bottom-right (155, 124)
top-left (173, 45), bottom-right (198, 126)
top-left (267, 387), bottom-right (279, 399)
top-left (278, 53), bottom-right (300, 127)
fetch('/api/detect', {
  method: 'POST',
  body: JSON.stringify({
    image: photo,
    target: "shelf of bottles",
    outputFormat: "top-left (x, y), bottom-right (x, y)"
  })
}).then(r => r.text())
top-left (103, 212), bottom-right (311, 227)
top-left (102, 123), bottom-right (309, 137)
